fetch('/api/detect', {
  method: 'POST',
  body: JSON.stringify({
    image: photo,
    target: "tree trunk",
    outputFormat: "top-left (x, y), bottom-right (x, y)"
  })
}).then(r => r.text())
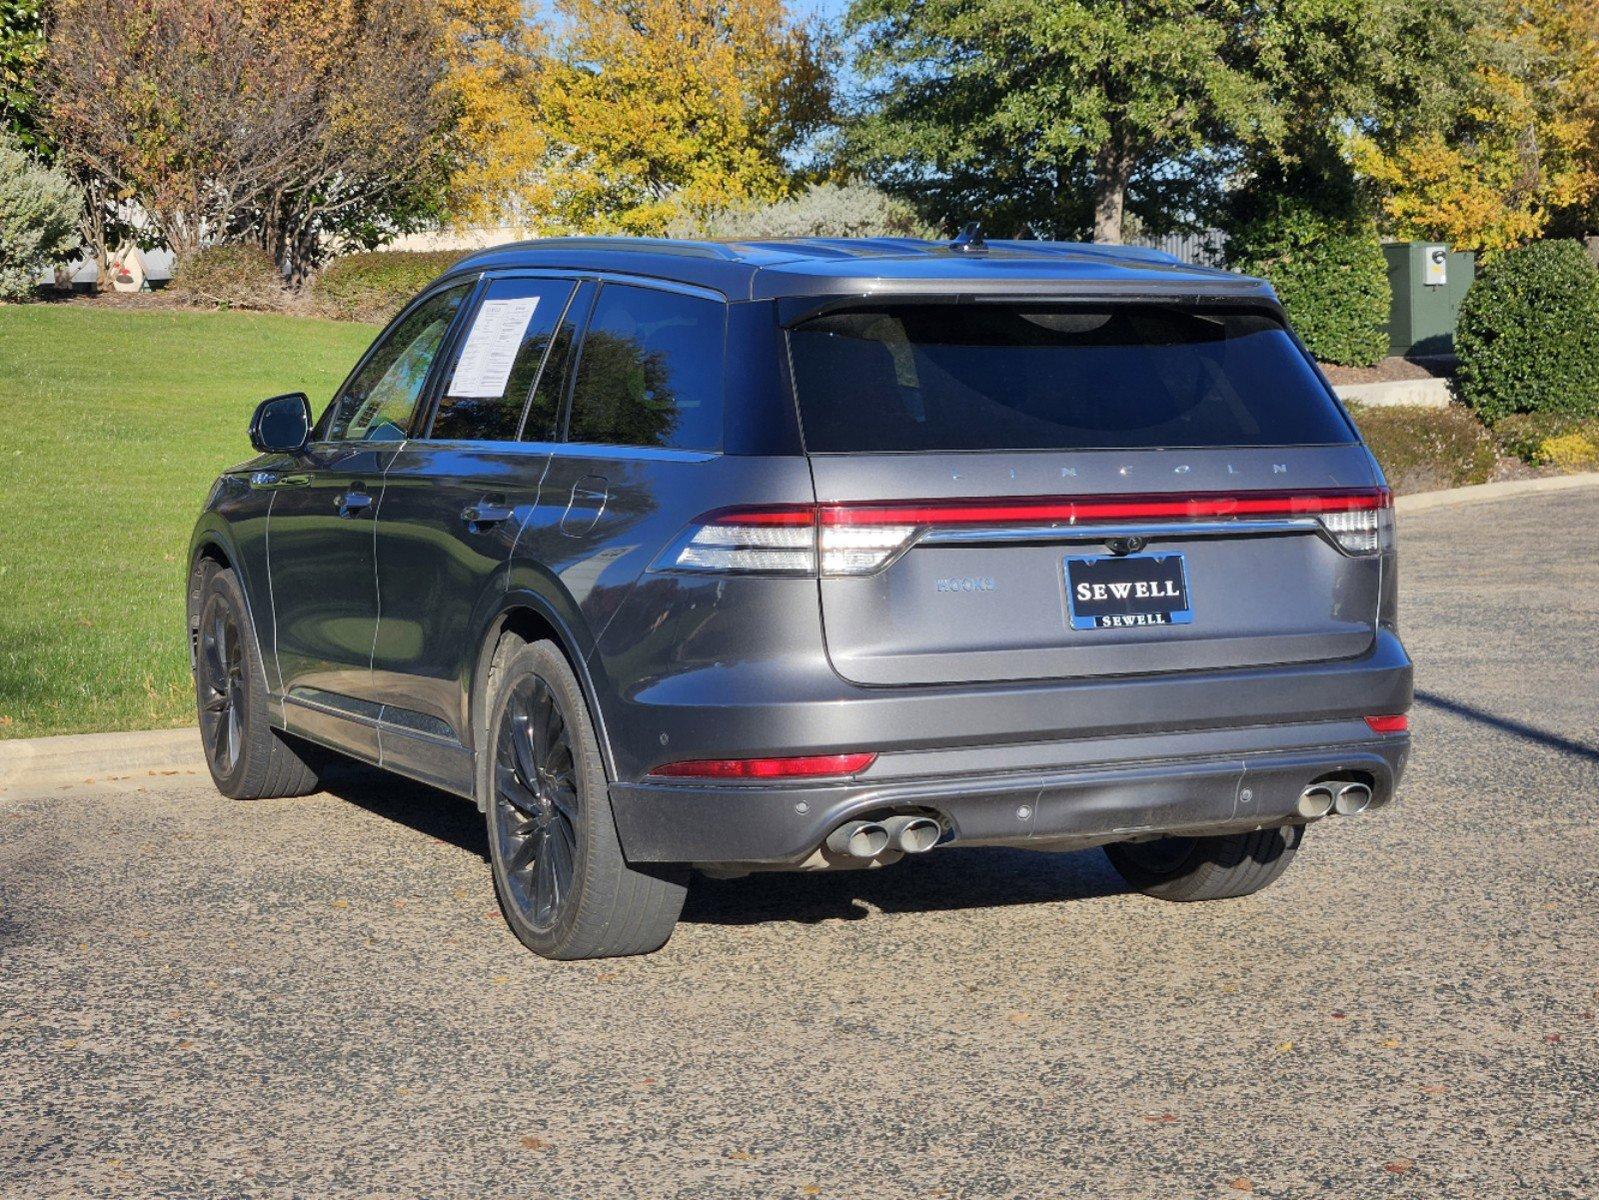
top-left (1092, 135), bottom-right (1133, 244)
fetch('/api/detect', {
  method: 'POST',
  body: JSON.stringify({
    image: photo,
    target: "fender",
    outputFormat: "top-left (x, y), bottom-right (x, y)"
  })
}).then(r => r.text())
top-left (464, 569), bottom-right (622, 796)
top-left (187, 481), bottom-right (278, 701)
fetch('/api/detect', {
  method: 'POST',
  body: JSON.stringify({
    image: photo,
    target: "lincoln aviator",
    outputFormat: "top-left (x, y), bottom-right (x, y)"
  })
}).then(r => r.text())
top-left (188, 235), bottom-right (1413, 959)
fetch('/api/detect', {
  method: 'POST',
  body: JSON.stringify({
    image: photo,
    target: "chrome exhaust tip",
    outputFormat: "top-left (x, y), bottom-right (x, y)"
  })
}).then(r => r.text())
top-left (883, 814), bottom-right (942, 854)
top-left (826, 820), bottom-right (890, 859)
top-left (1297, 785), bottom-right (1336, 819)
top-left (1334, 783), bottom-right (1373, 816)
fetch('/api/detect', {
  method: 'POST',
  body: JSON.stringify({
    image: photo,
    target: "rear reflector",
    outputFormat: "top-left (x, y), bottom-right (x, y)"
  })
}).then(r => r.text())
top-left (1364, 714), bottom-right (1409, 733)
top-left (659, 489), bottom-right (1393, 576)
top-left (649, 752), bottom-right (878, 779)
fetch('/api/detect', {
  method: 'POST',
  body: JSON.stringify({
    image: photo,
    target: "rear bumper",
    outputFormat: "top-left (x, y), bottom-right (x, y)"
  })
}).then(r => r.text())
top-left (610, 718), bottom-right (1411, 865)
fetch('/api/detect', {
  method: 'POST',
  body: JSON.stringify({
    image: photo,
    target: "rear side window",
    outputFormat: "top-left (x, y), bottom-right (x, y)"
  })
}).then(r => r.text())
top-left (430, 277), bottom-right (576, 441)
top-left (566, 283), bottom-right (725, 451)
top-left (787, 305), bottom-right (1356, 453)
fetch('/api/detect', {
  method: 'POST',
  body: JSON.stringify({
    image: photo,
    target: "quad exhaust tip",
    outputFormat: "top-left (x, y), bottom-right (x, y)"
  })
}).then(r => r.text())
top-left (1297, 785), bottom-right (1335, 819)
top-left (1334, 782), bottom-right (1373, 816)
top-left (883, 814), bottom-right (942, 854)
top-left (826, 819), bottom-right (890, 859)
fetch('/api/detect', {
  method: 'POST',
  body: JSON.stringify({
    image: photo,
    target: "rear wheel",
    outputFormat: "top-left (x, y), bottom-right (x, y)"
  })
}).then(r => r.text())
top-left (481, 637), bottom-right (686, 960)
top-left (1104, 824), bottom-right (1303, 902)
top-left (191, 560), bottom-right (323, 799)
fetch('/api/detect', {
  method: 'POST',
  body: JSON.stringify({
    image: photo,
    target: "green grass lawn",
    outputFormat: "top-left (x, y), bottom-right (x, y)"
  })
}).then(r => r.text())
top-left (0, 304), bottom-right (377, 739)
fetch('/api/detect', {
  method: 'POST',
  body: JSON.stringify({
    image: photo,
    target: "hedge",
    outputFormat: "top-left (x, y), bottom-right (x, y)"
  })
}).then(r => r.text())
top-left (1453, 239), bottom-right (1599, 424)
top-left (171, 245), bottom-right (287, 310)
top-left (311, 250), bottom-right (471, 322)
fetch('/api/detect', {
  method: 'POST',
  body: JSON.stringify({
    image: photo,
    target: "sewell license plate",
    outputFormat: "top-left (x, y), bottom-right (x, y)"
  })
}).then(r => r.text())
top-left (1064, 552), bottom-right (1193, 630)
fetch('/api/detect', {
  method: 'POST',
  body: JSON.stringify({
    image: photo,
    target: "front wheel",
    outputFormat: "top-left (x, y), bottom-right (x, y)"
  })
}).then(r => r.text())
top-left (481, 637), bottom-right (686, 960)
top-left (191, 560), bottom-right (323, 799)
top-left (1104, 824), bottom-right (1303, 902)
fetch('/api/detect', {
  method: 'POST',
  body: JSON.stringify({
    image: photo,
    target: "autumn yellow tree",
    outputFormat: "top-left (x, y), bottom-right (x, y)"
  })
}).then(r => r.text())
top-left (1352, 0), bottom-right (1599, 252)
top-left (532, 0), bottom-right (832, 234)
top-left (434, 0), bottom-right (561, 230)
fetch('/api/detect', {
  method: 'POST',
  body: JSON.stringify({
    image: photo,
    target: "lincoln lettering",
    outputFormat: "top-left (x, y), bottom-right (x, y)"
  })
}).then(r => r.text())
top-left (1075, 580), bottom-right (1181, 603)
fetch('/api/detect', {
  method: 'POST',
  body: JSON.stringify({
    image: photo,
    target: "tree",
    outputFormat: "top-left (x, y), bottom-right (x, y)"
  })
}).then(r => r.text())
top-left (666, 180), bottom-right (940, 239)
top-left (0, 0), bottom-right (45, 152)
top-left (0, 131), bottom-right (79, 298)
top-left (436, 0), bottom-right (561, 231)
top-left (42, 0), bottom-right (451, 281)
top-left (1352, 1), bottom-right (1599, 251)
top-left (533, 0), bottom-right (833, 234)
top-left (843, 0), bottom-right (1476, 243)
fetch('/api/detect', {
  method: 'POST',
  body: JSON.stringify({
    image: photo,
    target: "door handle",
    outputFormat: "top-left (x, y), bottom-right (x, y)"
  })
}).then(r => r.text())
top-left (250, 471), bottom-right (310, 490)
top-left (336, 488), bottom-right (373, 518)
top-left (461, 498), bottom-right (515, 532)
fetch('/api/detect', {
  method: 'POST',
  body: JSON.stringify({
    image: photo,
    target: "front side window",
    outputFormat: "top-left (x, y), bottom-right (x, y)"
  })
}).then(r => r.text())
top-left (323, 282), bottom-right (473, 442)
top-left (566, 284), bottom-right (725, 451)
top-left (787, 304), bottom-right (1358, 453)
top-left (430, 277), bottom-right (577, 441)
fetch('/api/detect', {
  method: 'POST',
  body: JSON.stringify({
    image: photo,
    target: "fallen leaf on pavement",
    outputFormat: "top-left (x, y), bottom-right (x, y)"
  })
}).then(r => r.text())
top-left (1229, 1178), bottom-right (1253, 1192)
top-left (519, 1136), bottom-right (549, 1150)
top-left (1384, 1159), bottom-right (1414, 1174)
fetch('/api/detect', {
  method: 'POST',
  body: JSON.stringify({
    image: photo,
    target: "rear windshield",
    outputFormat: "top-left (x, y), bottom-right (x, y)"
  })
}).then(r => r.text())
top-left (787, 304), bottom-right (1356, 453)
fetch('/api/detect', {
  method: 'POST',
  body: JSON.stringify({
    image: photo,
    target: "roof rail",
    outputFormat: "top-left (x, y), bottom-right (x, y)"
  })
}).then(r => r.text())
top-left (485, 236), bottom-right (744, 262)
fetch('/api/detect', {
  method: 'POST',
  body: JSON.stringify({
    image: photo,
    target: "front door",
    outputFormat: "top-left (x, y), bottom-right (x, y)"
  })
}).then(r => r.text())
top-left (268, 279), bottom-right (474, 757)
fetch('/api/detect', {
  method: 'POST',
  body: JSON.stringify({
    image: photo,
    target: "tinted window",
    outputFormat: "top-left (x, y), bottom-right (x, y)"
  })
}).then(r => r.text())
top-left (430, 277), bottom-right (576, 441)
top-left (521, 281), bottom-right (593, 443)
top-left (788, 305), bottom-right (1356, 452)
top-left (324, 283), bottom-right (473, 442)
top-left (566, 284), bottom-right (725, 450)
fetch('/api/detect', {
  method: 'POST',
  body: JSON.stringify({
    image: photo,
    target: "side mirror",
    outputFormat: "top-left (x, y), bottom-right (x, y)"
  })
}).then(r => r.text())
top-left (249, 392), bottom-right (312, 454)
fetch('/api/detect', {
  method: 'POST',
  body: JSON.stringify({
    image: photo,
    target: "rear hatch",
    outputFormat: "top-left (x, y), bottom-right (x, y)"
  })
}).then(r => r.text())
top-left (787, 301), bottom-right (1390, 687)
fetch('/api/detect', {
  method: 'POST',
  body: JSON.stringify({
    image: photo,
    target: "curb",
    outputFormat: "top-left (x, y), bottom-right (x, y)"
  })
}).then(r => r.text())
top-left (1335, 378), bottom-right (1452, 409)
top-left (1395, 471), bottom-right (1599, 514)
top-left (3, 473), bottom-right (1596, 792)
top-left (0, 727), bottom-right (203, 793)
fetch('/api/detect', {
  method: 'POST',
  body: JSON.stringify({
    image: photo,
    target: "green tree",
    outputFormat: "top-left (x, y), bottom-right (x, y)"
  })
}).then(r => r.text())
top-left (843, 0), bottom-right (1478, 242)
top-left (0, 0), bottom-right (45, 152)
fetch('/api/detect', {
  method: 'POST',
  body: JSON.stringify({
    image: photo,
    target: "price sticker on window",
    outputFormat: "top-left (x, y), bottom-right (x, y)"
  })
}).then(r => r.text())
top-left (447, 297), bottom-right (540, 398)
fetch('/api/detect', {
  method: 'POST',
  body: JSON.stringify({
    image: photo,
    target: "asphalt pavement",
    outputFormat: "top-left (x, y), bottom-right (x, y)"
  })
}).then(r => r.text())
top-left (2, 489), bottom-right (1596, 1199)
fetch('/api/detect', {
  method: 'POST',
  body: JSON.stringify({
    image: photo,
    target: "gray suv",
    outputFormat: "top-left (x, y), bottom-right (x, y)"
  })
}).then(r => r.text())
top-left (189, 235), bottom-right (1413, 959)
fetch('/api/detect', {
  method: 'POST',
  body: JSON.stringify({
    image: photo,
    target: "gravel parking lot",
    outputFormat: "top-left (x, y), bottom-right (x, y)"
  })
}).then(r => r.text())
top-left (3, 489), bottom-right (1596, 1200)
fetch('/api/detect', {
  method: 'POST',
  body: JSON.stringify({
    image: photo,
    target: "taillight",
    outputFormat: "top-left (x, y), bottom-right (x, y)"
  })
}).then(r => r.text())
top-left (658, 488), bottom-right (1393, 576)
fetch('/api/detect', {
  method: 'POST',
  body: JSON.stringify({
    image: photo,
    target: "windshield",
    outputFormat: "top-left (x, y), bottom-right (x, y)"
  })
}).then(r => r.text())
top-left (787, 304), bottom-right (1356, 453)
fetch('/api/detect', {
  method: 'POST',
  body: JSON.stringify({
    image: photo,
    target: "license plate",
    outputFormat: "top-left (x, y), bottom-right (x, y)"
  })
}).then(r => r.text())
top-left (1064, 552), bottom-right (1193, 630)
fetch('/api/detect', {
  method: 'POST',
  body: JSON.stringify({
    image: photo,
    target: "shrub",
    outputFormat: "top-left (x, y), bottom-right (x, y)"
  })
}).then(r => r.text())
top-left (171, 245), bottom-right (287, 310)
top-left (667, 181), bottom-right (941, 241)
top-left (311, 250), bottom-right (470, 322)
top-left (1225, 152), bottom-right (1390, 367)
top-left (1454, 239), bottom-right (1599, 424)
top-left (1539, 431), bottom-right (1599, 471)
top-left (0, 133), bottom-right (81, 301)
top-left (1346, 403), bottom-right (1498, 495)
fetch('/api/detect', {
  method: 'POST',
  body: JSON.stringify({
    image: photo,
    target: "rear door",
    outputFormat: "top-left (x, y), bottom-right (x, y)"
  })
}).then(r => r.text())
top-left (370, 273), bottom-right (579, 787)
top-left (787, 301), bottom-right (1389, 687)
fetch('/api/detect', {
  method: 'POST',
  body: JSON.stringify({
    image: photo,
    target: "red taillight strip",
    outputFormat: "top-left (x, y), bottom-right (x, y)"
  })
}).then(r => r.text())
top-left (649, 752), bottom-right (878, 779)
top-left (1364, 714), bottom-right (1409, 734)
top-left (820, 489), bottom-right (1390, 527)
top-left (705, 490), bottom-right (1389, 530)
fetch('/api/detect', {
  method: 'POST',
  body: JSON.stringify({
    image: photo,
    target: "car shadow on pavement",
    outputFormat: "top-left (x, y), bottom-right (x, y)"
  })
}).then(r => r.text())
top-left (681, 847), bottom-right (1127, 927)
top-left (312, 761), bottom-right (1130, 926)
top-left (317, 761), bottom-right (491, 862)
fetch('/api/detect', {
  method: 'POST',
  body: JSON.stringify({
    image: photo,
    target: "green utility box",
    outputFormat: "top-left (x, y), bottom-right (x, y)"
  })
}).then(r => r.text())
top-left (1382, 242), bottom-right (1475, 358)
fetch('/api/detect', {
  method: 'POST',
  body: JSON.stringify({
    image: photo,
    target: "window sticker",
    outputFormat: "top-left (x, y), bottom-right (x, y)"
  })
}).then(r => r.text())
top-left (447, 296), bottom-right (541, 398)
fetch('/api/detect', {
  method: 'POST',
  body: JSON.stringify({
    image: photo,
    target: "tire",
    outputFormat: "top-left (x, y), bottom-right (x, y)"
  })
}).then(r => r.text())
top-left (480, 636), bottom-right (687, 960)
top-left (1104, 824), bottom-right (1303, 902)
top-left (191, 560), bottom-right (323, 799)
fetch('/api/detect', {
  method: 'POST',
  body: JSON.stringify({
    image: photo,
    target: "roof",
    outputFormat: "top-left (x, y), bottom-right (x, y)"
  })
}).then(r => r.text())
top-left (449, 236), bottom-right (1273, 304)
